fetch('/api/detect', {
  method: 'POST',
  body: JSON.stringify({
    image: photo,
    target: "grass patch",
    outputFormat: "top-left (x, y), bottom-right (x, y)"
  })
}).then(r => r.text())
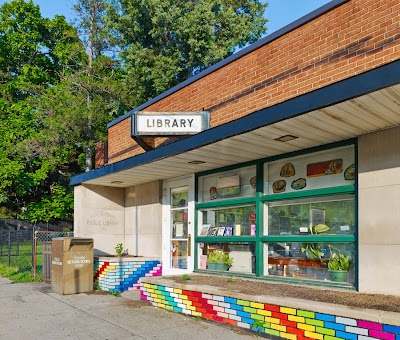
top-left (0, 241), bottom-right (42, 283)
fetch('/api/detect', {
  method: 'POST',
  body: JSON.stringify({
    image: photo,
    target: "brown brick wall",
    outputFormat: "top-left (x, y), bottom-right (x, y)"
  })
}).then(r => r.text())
top-left (94, 141), bottom-right (108, 169)
top-left (108, 0), bottom-right (400, 164)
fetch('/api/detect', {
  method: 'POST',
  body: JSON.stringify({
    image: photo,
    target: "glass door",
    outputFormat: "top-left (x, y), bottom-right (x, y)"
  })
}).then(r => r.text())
top-left (162, 176), bottom-right (194, 275)
top-left (170, 187), bottom-right (189, 270)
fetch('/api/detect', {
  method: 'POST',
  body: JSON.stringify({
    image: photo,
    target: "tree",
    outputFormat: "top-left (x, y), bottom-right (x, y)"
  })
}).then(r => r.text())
top-left (106, 0), bottom-right (267, 106)
top-left (0, 0), bottom-right (83, 218)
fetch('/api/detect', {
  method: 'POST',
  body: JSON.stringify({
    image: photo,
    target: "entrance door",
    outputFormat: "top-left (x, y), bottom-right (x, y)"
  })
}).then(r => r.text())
top-left (162, 176), bottom-right (194, 275)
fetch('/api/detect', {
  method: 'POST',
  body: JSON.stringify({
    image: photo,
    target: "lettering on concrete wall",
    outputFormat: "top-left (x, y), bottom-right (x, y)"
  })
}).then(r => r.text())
top-left (86, 210), bottom-right (120, 227)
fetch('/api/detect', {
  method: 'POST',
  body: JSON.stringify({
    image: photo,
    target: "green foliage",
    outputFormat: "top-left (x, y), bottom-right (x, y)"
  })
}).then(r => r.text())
top-left (106, 0), bottom-right (267, 106)
top-left (115, 243), bottom-right (123, 256)
top-left (227, 277), bottom-right (234, 283)
top-left (181, 274), bottom-right (191, 281)
top-left (207, 250), bottom-right (233, 267)
top-left (301, 224), bottom-right (330, 261)
top-left (328, 251), bottom-right (351, 271)
top-left (110, 291), bottom-right (121, 297)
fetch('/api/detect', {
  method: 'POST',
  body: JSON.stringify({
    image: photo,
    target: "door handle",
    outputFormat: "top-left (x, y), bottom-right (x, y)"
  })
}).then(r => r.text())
top-left (188, 234), bottom-right (191, 256)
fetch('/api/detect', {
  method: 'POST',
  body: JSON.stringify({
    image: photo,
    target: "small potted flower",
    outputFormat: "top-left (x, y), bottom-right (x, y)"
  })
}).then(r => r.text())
top-left (207, 250), bottom-right (233, 271)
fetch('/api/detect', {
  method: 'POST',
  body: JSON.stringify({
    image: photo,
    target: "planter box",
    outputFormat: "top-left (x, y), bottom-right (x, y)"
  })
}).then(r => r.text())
top-left (94, 256), bottom-right (161, 293)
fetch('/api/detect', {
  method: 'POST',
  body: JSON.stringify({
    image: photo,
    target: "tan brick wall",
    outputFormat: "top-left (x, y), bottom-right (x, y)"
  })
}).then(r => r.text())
top-left (108, 0), bottom-right (400, 164)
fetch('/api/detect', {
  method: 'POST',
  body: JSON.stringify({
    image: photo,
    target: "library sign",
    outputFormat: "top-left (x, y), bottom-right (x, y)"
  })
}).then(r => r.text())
top-left (132, 111), bottom-right (210, 136)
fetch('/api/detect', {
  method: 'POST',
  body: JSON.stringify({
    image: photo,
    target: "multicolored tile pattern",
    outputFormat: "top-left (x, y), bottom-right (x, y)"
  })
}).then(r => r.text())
top-left (94, 259), bottom-right (161, 292)
top-left (140, 283), bottom-right (400, 340)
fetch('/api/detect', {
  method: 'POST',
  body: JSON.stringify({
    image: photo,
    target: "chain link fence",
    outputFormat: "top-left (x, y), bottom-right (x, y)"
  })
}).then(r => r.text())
top-left (0, 219), bottom-right (73, 280)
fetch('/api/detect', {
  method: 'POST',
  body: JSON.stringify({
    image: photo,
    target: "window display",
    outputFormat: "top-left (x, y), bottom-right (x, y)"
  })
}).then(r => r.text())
top-left (264, 242), bottom-right (355, 284)
top-left (264, 145), bottom-right (355, 195)
top-left (266, 195), bottom-right (355, 236)
top-left (198, 242), bottom-right (255, 274)
top-left (198, 165), bottom-right (256, 202)
top-left (200, 205), bottom-right (256, 236)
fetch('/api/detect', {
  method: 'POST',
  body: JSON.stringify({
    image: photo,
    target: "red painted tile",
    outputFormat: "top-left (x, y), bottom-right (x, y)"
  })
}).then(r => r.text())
top-left (212, 316), bottom-right (224, 323)
top-left (272, 312), bottom-right (288, 320)
top-left (287, 327), bottom-right (304, 336)
top-left (281, 320), bottom-right (297, 328)
top-left (182, 290), bottom-right (192, 296)
top-left (192, 291), bottom-right (202, 297)
top-left (224, 318), bottom-right (238, 327)
top-left (264, 304), bottom-right (280, 312)
top-left (202, 313), bottom-right (213, 320)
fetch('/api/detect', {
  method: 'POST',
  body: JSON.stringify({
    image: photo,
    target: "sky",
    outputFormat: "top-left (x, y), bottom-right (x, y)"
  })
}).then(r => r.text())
top-left (0, 0), bottom-right (332, 35)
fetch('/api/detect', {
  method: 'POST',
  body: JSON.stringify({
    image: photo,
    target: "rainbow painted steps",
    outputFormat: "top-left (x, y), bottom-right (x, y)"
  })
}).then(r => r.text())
top-left (140, 276), bottom-right (400, 340)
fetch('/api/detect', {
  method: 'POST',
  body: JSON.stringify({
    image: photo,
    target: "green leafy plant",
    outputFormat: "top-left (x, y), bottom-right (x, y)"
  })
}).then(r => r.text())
top-left (301, 224), bottom-right (330, 261)
top-left (181, 274), bottom-right (191, 281)
top-left (207, 250), bottom-right (233, 267)
top-left (115, 243), bottom-right (123, 256)
top-left (110, 291), bottom-right (121, 297)
top-left (328, 251), bottom-right (351, 271)
top-left (227, 277), bottom-right (234, 283)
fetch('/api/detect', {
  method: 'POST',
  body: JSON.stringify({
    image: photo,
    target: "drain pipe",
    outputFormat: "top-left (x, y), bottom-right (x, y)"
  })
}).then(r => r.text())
top-left (135, 185), bottom-right (140, 256)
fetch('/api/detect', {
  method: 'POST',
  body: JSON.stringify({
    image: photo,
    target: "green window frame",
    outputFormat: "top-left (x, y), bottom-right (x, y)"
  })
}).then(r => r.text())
top-left (194, 139), bottom-right (357, 289)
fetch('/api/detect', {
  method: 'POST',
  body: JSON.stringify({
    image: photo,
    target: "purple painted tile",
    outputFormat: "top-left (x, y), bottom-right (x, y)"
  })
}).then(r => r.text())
top-left (358, 320), bottom-right (383, 331)
top-left (369, 330), bottom-right (395, 340)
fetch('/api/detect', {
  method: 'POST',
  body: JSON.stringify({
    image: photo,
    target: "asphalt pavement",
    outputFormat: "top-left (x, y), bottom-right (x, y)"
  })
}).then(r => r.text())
top-left (0, 276), bottom-right (257, 340)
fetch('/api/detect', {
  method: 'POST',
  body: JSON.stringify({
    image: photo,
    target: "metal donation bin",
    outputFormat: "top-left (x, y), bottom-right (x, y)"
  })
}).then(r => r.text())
top-left (51, 237), bottom-right (94, 295)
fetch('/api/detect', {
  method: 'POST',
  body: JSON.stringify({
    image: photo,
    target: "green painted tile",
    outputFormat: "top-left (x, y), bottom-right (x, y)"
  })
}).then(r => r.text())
top-left (297, 310), bottom-right (315, 318)
top-left (237, 299), bottom-right (250, 306)
top-left (324, 336), bottom-right (343, 340)
top-left (306, 318), bottom-right (324, 327)
top-left (244, 307), bottom-right (257, 313)
top-left (316, 327), bottom-right (335, 336)
top-left (166, 305), bottom-right (174, 311)
top-left (264, 329), bottom-right (280, 336)
top-left (251, 314), bottom-right (265, 321)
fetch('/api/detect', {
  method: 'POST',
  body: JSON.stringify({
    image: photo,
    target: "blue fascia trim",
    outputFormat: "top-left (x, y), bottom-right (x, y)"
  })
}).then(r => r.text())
top-left (71, 60), bottom-right (400, 186)
top-left (107, 0), bottom-right (350, 129)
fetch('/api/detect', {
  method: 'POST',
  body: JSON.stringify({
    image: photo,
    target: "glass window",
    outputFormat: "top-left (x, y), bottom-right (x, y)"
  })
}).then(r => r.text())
top-left (198, 165), bottom-right (256, 203)
top-left (264, 145), bottom-right (355, 195)
top-left (199, 205), bottom-right (256, 236)
top-left (198, 242), bottom-right (256, 274)
top-left (266, 195), bottom-right (355, 236)
top-left (264, 242), bottom-right (355, 285)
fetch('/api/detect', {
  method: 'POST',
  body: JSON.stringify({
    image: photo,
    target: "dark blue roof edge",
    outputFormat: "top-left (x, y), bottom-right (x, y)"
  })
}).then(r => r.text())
top-left (71, 60), bottom-right (400, 186)
top-left (107, 0), bottom-right (350, 129)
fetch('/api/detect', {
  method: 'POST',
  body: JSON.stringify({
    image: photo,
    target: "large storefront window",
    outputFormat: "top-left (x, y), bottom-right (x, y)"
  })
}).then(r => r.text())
top-left (200, 205), bottom-right (256, 237)
top-left (267, 195), bottom-right (355, 236)
top-left (195, 143), bottom-right (356, 288)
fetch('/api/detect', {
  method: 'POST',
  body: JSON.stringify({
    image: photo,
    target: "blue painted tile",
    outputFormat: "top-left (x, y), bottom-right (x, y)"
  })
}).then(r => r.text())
top-left (384, 325), bottom-right (400, 335)
top-left (316, 313), bottom-right (335, 322)
top-left (336, 331), bottom-right (358, 340)
top-left (225, 297), bottom-right (237, 304)
top-left (237, 311), bottom-right (251, 318)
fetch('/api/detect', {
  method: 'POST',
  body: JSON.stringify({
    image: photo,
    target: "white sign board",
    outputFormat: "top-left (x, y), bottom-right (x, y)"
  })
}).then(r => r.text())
top-left (132, 111), bottom-right (210, 136)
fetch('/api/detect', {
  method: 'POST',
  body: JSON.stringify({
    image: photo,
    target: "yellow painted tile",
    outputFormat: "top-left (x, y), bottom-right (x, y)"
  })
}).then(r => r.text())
top-left (143, 283), bottom-right (151, 288)
top-left (288, 315), bottom-right (305, 323)
top-left (154, 298), bottom-right (161, 303)
top-left (298, 323), bottom-right (315, 332)
top-left (280, 307), bottom-right (296, 315)
top-left (179, 294), bottom-right (188, 300)
top-left (192, 311), bottom-right (202, 317)
top-left (257, 309), bottom-right (272, 317)
top-left (158, 304), bottom-right (166, 309)
top-left (250, 302), bottom-right (264, 309)
top-left (147, 288), bottom-right (154, 293)
top-left (187, 305), bottom-right (196, 311)
top-left (271, 324), bottom-right (286, 332)
top-left (304, 331), bottom-right (323, 339)
top-left (265, 317), bottom-right (280, 324)
top-left (280, 332), bottom-right (297, 340)
top-left (173, 288), bottom-right (182, 294)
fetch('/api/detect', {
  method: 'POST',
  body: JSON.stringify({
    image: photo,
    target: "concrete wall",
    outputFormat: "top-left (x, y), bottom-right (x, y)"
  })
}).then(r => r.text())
top-left (358, 126), bottom-right (400, 296)
top-left (74, 181), bottom-right (162, 257)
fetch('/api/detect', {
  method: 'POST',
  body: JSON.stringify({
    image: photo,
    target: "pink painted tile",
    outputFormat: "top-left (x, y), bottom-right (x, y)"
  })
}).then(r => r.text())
top-left (358, 320), bottom-right (382, 331)
top-left (369, 330), bottom-right (395, 340)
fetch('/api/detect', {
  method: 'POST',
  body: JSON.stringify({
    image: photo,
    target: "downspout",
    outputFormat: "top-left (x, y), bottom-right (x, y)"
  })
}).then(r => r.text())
top-left (135, 185), bottom-right (140, 256)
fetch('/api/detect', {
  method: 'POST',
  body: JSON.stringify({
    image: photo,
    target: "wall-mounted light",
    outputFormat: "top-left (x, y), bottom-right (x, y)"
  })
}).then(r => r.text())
top-left (274, 135), bottom-right (298, 142)
top-left (188, 160), bottom-right (206, 164)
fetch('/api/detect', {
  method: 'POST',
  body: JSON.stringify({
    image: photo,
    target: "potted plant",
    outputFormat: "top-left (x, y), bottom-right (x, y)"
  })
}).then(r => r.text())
top-left (327, 250), bottom-right (351, 282)
top-left (301, 224), bottom-right (330, 261)
top-left (207, 250), bottom-right (233, 271)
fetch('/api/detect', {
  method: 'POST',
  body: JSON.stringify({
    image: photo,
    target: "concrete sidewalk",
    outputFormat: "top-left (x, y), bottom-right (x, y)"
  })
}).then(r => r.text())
top-left (0, 277), bottom-right (257, 340)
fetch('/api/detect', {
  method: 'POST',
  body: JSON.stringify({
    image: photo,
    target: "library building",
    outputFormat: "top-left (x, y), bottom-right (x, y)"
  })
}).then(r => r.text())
top-left (71, 0), bottom-right (400, 296)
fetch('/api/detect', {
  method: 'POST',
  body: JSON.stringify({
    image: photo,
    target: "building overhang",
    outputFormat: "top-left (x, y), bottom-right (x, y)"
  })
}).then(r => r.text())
top-left (70, 60), bottom-right (400, 188)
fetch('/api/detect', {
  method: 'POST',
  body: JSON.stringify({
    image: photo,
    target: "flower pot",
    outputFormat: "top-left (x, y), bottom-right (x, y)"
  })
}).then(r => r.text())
top-left (328, 269), bottom-right (348, 282)
top-left (207, 262), bottom-right (228, 271)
